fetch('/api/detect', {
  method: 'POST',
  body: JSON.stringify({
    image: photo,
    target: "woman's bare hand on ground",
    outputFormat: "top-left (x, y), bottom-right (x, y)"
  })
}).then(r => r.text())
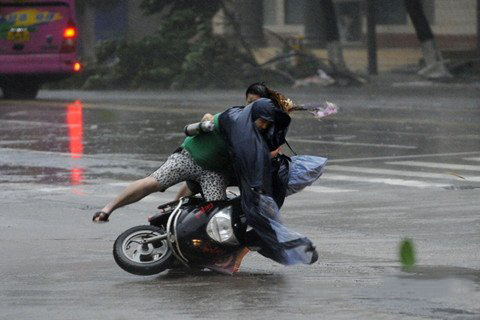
top-left (92, 211), bottom-right (110, 223)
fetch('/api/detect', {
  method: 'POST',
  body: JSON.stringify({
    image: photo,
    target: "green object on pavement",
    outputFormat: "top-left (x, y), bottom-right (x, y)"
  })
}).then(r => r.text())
top-left (400, 238), bottom-right (416, 266)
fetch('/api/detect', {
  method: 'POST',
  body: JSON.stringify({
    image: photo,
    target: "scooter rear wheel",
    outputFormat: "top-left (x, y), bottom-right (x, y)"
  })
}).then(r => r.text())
top-left (113, 225), bottom-right (175, 276)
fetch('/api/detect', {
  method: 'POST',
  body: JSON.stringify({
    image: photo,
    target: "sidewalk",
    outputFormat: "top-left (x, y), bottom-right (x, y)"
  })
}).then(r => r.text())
top-left (253, 46), bottom-right (480, 91)
top-left (254, 47), bottom-right (423, 73)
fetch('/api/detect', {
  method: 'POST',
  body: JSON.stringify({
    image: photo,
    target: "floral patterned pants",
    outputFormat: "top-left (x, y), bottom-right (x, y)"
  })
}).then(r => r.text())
top-left (150, 149), bottom-right (228, 201)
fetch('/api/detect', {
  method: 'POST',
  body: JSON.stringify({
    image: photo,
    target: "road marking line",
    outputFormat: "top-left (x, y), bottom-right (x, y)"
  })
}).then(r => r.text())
top-left (322, 173), bottom-right (450, 188)
top-left (108, 182), bottom-right (356, 194)
top-left (304, 186), bottom-right (357, 193)
top-left (463, 157), bottom-right (480, 162)
top-left (108, 182), bottom-right (357, 195)
top-left (329, 151), bottom-right (480, 163)
top-left (107, 182), bottom-right (131, 187)
top-left (4, 147), bottom-right (480, 167)
top-left (287, 138), bottom-right (417, 149)
top-left (327, 165), bottom-right (480, 181)
top-left (0, 147), bottom-right (162, 167)
top-left (38, 187), bottom-right (73, 192)
top-left (386, 161), bottom-right (480, 172)
top-left (0, 119), bottom-right (66, 127)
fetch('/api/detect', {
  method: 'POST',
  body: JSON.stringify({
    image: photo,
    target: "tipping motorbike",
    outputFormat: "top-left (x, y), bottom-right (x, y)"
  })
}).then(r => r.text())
top-left (113, 195), bottom-right (248, 276)
top-left (112, 118), bottom-right (327, 275)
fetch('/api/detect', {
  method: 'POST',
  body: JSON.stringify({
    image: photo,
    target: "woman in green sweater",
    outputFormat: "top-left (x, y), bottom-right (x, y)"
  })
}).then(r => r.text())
top-left (93, 83), bottom-right (281, 223)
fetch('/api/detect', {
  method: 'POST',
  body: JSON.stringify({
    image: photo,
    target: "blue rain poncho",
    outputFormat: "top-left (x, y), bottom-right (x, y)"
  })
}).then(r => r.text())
top-left (219, 98), bottom-right (317, 265)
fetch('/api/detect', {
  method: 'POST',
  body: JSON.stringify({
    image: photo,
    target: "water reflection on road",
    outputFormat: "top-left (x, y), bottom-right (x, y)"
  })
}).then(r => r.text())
top-left (66, 100), bottom-right (84, 189)
top-left (2, 88), bottom-right (480, 188)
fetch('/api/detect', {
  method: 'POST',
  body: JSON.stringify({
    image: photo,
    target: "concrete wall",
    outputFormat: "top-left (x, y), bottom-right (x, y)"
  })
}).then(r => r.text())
top-left (433, 0), bottom-right (476, 35)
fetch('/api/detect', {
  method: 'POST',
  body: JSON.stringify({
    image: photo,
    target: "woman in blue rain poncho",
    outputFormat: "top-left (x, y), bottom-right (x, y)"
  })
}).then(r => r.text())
top-left (219, 98), bottom-right (318, 265)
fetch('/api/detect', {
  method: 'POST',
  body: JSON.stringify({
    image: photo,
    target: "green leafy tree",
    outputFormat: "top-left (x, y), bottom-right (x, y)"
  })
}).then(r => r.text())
top-left (78, 0), bottom-right (293, 89)
top-left (84, 9), bottom-right (200, 89)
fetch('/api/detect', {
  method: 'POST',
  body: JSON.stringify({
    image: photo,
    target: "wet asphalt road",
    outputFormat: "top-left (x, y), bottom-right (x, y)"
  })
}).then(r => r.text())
top-left (1, 79), bottom-right (479, 319)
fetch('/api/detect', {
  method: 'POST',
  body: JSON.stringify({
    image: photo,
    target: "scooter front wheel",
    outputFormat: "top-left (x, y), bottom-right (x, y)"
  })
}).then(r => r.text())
top-left (113, 225), bottom-right (175, 276)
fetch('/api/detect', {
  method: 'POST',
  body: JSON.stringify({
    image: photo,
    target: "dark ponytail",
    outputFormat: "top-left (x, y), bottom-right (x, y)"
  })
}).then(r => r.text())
top-left (265, 87), bottom-right (294, 114)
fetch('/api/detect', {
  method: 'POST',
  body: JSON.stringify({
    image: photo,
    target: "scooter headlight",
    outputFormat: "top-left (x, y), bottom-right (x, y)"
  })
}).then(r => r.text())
top-left (206, 207), bottom-right (239, 245)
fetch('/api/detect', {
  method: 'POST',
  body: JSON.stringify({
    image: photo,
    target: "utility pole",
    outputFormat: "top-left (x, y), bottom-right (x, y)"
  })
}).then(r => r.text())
top-left (366, 0), bottom-right (377, 75)
top-left (304, 0), bottom-right (326, 48)
top-left (234, 0), bottom-right (265, 47)
top-left (78, 2), bottom-right (96, 62)
top-left (477, 0), bottom-right (480, 48)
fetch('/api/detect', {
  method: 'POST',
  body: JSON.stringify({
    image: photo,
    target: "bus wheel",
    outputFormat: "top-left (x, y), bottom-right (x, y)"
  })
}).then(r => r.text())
top-left (2, 83), bottom-right (40, 100)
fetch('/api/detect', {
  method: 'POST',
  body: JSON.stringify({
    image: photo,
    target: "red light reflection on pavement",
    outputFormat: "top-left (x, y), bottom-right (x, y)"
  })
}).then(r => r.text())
top-left (70, 168), bottom-right (83, 186)
top-left (66, 101), bottom-right (84, 187)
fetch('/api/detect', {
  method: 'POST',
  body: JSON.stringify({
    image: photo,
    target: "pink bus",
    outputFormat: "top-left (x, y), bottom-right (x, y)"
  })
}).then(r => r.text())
top-left (0, 0), bottom-right (80, 99)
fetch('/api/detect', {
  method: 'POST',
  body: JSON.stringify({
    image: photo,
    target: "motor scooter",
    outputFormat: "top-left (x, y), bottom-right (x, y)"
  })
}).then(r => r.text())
top-left (113, 195), bottom-right (248, 276)
top-left (113, 119), bottom-right (324, 275)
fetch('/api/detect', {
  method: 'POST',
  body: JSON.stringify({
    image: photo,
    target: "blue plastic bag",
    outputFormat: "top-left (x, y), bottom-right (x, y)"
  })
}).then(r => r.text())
top-left (286, 155), bottom-right (327, 196)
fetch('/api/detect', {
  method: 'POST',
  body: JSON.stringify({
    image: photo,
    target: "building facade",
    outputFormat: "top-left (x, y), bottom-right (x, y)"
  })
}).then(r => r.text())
top-left (77, 0), bottom-right (478, 72)
top-left (262, 0), bottom-right (478, 49)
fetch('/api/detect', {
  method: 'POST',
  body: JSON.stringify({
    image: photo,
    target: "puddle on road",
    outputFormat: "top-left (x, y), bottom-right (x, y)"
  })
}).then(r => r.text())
top-left (1, 101), bottom-right (139, 188)
top-left (3, 97), bottom-right (480, 198)
top-left (0, 99), bottom-right (186, 191)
